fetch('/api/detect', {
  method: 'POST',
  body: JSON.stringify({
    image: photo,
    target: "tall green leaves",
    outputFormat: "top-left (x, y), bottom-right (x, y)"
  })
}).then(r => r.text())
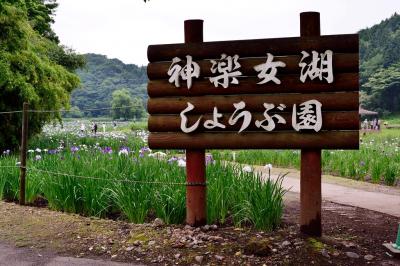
top-left (0, 1), bottom-right (84, 150)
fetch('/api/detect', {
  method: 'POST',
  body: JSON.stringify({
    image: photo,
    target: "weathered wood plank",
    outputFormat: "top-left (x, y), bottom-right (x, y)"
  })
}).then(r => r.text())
top-left (147, 53), bottom-right (358, 80)
top-left (147, 73), bottom-right (359, 97)
top-left (148, 111), bottom-right (359, 132)
top-left (147, 34), bottom-right (358, 62)
top-left (147, 92), bottom-right (359, 114)
top-left (148, 131), bottom-right (359, 149)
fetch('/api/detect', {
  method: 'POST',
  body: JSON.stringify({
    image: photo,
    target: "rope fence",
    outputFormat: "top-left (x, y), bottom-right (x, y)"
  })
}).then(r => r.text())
top-left (0, 165), bottom-right (206, 187)
top-left (0, 110), bottom-right (23, 115)
top-left (1, 101), bottom-right (153, 204)
top-left (0, 104), bottom-right (143, 115)
top-left (0, 165), bottom-right (20, 169)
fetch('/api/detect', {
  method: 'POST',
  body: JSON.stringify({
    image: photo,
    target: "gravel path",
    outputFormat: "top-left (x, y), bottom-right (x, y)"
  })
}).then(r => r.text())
top-left (0, 242), bottom-right (140, 266)
top-left (253, 165), bottom-right (400, 217)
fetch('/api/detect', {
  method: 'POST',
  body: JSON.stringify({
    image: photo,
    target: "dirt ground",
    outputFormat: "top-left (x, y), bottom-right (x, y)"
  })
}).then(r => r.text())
top-left (0, 193), bottom-right (399, 266)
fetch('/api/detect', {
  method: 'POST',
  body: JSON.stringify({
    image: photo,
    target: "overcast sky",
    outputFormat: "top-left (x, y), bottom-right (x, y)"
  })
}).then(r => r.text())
top-left (53, 0), bottom-right (400, 66)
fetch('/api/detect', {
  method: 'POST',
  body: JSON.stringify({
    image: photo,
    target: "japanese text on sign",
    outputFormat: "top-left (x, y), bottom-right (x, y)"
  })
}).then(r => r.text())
top-left (167, 50), bottom-right (334, 89)
top-left (180, 100), bottom-right (323, 134)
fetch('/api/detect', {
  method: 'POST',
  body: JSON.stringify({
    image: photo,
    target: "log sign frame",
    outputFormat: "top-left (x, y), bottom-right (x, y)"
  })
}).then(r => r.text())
top-left (147, 18), bottom-right (359, 150)
top-left (146, 12), bottom-right (359, 235)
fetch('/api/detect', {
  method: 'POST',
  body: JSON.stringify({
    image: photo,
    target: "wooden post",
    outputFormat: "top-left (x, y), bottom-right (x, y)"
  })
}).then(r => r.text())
top-left (184, 19), bottom-right (207, 226)
top-left (19, 102), bottom-right (29, 205)
top-left (299, 12), bottom-right (322, 236)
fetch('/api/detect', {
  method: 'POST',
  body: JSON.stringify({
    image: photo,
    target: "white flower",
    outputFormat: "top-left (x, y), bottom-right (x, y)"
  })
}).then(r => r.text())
top-left (44, 149), bottom-right (48, 152)
top-left (35, 155), bottom-right (42, 161)
top-left (264, 164), bottom-right (273, 170)
top-left (153, 152), bottom-right (167, 159)
top-left (118, 149), bottom-right (129, 156)
top-left (35, 148), bottom-right (41, 153)
top-left (177, 159), bottom-right (186, 167)
top-left (242, 165), bottom-right (252, 173)
top-left (16, 162), bottom-right (21, 166)
top-left (28, 150), bottom-right (34, 153)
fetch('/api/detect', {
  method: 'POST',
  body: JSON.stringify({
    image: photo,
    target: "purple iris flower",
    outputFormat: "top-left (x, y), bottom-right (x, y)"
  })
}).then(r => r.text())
top-left (102, 147), bottom-right (113, 154)
top-left (70, 146), bottom-right (79, 153)
top-left (140, 147), bottom-right (151, 153)
top-left (167, 156), bottom-right (178, 164)
top-left (206, 154), bottom-right (215, 165)
top-left (119, 146), bottom-right (130, 152)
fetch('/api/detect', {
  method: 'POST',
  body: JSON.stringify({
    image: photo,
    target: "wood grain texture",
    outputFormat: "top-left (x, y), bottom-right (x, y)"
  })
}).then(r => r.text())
top-left (147, 34), bottom-right (358, 62)
top-left (147, 73), bottom-right (359, 97)
top-left (148, 111), bottom-right (359, 132)
top-left (147, 92), bottom-right (359, 114)
top-left (148, 131), bottom-right (359, 149)
top-left (147, 53), bottom-right (358, 80)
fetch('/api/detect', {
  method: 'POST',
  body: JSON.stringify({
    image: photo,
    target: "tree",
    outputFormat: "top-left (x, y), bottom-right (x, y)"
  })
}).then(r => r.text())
top-left (111, 89), bottom-right (145, 120)
top-left (63, 106), bottom-right (83, 118)
top-left (362, 62), bottom-right (400, 114)
top-left (359, 13), bottom-right (400, 114)
top-left (73, 54), bottom-right (146, 117)
top-left (0, 0), bottom-right (85, 150)
top-left (131, 96), bottom-right (145, 120)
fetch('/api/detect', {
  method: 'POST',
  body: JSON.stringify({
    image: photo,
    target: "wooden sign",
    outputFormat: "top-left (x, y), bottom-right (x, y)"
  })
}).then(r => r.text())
top-left (147, 24), bottom-right (359, 150)
top-left (146, 12), bottom-right (360, 236)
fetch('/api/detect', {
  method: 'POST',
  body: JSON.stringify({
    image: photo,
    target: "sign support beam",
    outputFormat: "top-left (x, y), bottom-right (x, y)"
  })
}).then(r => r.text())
top-left (184, 19), bottom-right (207, 226)
top-left (300, 12), bottom-right (322, 237)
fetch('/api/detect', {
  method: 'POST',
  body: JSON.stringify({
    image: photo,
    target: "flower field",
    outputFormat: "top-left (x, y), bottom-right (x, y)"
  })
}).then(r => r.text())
top-left (1, 119), bottom-right (399, 232)
top-left (213, 129), bottom-right (400, 186)
top-left (0, 121), bottom-right (285, 230)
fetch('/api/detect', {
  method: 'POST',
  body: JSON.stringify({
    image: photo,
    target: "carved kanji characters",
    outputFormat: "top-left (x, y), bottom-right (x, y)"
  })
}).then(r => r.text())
top-left (209, 54), bottom-right (242, 88)
top-left (299, 50), bottom-right (333, 83)
top-left (167, 55), bottom-right (200, 89)
top-left (292, 100), bottom-right (323, 132)
top-left (254, 53), bottom-right (286, 84)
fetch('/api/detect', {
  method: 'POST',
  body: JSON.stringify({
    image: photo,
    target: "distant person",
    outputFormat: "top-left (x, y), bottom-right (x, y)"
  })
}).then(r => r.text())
top-left (377, 119), bottom-right (381, 130)
top-left (94, 123), bottom-right (98, 135)
top-left (102, 123), bottom-right (106, 133)
top-left (80, 123), bottom-right (85, 133)
top-left (363, 119), bottom-right (368, 130)
top-left (113, 121), bottom-right (117, 129)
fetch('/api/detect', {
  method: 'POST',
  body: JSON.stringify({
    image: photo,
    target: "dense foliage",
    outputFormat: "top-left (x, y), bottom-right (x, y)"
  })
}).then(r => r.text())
top-left (0, 129), bottom-right (285, 230)
top-left (72, 54), bottom-right (147, 117)
top-left (0, 0), bottom-right (84, 150)
top-left (360, 13), bottom-right (400, 115)
top-left (111, 89), bottom-right (145, 120)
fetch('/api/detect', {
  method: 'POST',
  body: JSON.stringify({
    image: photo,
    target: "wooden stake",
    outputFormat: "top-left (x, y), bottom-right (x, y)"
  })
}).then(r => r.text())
top-left (186, 149), bottom-right (206, 226)
top-left (300, 12), bottom-right (322, 236)
top-left (184, 19), bottom-right (207, 226)
top-left (19, 102), bottom-right (29, 205)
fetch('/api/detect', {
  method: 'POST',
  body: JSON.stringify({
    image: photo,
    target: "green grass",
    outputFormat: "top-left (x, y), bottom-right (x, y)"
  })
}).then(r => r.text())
top-left (213, 129), bottom-right (400, 186)
top-left (0, 133), bottom-right (285, 231)
top-left (383, 113), bottom-right (400, 124)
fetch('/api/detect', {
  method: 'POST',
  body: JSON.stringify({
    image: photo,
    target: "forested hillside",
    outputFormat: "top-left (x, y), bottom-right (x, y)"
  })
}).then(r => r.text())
top-left (71, 54), bottom-right (147, 117)
top-left (360, 13), bottom-right (400, 115)
top-left (70, 14), bottom-right (400, 117)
